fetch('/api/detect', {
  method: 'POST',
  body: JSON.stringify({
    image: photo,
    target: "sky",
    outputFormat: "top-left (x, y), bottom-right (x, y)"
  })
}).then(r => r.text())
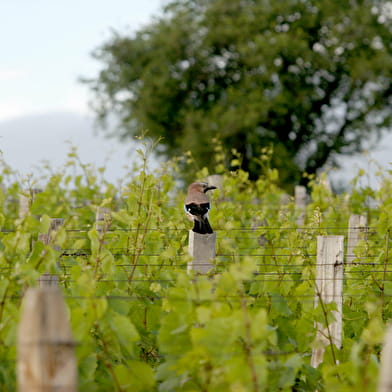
top-left (0, 0), bottom-right (391, 188)
top-left (0, 0), bottom-right (165, 183)
top-left (0, 1), bottom-right (165, 119)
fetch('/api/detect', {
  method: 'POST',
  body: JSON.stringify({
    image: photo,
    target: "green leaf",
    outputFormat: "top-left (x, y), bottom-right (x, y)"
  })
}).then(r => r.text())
top-left (361, 318), bottom-right (385, 346)
top-left (88, 228), bottom-right (100, 255)
top-left (38, 214), bottom-right (51, 235)
top-left (114, 361), bottom-right (155, 391)
top-left (109, 311), bottom-right (140, 350)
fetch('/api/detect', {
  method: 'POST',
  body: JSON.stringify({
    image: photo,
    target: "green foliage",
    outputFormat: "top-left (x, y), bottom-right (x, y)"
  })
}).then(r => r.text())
top-left (0, 142), bottom-right (391, 390)
top-left (85, 0), bottom-right (392, 189)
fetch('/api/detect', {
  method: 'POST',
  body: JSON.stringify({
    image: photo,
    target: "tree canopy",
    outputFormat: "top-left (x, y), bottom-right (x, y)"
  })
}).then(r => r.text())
top-left (85, 0), bottom-right (392, 188)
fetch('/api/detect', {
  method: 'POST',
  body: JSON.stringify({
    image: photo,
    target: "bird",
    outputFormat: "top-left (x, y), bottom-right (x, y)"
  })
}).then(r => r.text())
top-left (185, 181), bottom-right (217, 234)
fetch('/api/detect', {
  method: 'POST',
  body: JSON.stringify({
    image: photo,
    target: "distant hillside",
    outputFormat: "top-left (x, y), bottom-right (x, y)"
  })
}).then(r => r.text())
top-left (0, 110), bottom-right (390, 188)
top-left (0, 111), bottom-right (133, 182)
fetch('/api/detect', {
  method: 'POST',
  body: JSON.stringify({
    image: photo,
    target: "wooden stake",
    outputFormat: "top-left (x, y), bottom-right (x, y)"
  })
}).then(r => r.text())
top-left (295, 185), bottom-right (307, 226)
top-left (311, 235), bottom-right (344, 368)
top-left (188, 231), bottom-right (216, 273)
top-left (38, 273), bottom-right (60, 288)
top-left (38, 218), bottom-right (64, 288)
top-left (206, 174), bottom-right (224, 202)
top-left (38, 218), bottom-right (64, 248)
top-left (206, 174), bottom-right (223, 189)
top-left (347, 214), bottom-right (368, 264)
top-left (19, 188), bottom-right (42, 219)
top-left (17, 287), bottom-right (77, 392)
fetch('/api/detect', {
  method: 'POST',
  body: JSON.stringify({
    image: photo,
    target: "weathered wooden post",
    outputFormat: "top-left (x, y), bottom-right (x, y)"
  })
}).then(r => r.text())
top-left (38, 272), bottom-right (60, 288)
top-left (321, 176), bottom-right (332, 193)
top-left (379, 325), bottom-right (392, 392)
top-left (188, 231), bottom-right (216, 273)
top-left (295, 185), bottom-right (307, 226)
top-left (38, 218), bottom-right (64, 249)
top-left (38, 218), bottom-right (64, 288)
top-left (19, 194), bottom-right (29, 220)
top-left (347, 214), bottom-right (368, 264)
top-left (19, 188), bottom-right (42, 219)
top-left (311, 235), bottom-right (344, 368)
top-left (206, 174), bottom-right (223, 191)
top-left (17, 287), bottom-right (77, 392)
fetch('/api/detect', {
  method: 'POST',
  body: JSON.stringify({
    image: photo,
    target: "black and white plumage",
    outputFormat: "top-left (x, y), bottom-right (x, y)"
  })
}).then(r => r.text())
top-left (185, 182), bottom-right (217, 234)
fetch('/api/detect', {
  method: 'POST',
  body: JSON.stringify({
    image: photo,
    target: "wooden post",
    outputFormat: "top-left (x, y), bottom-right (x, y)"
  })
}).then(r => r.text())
top-left (207, 174), bottom-right (224, 201)
top-left (295, 185), bottom-right (307, 226)
top-left (188, 231), bottom-right (216, 273)
top-left (311, 235), bottom-right (344, 368)
top-left (19, 188), bottom-right (42, 219)
top-left (38, 273), bottom-right (60, 288)
top-left (38, 218), bottom-right (64, 248)
top-left (38, 218), bottom-right (64, 288)
top-left (321, 176), bottom-right (332, 193)
top-left (17, 287), bottom-right (77, 392)
top-left (206, 174), bottom-right (223, 190)
top-left (379, 325), bottom-right (392, 392)
top-left (96, 207), bottom-right (111, 234)
top-left (347, 214), bottom-right (368, 264)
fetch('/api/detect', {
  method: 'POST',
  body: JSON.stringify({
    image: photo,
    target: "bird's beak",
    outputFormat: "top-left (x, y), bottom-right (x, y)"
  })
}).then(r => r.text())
top-left (206, 185), bottom-right (217, 191)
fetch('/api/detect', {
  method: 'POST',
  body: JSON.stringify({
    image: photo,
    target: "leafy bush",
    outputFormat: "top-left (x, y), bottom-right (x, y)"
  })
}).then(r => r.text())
top-left (0, 141), bottom-right (391, 391)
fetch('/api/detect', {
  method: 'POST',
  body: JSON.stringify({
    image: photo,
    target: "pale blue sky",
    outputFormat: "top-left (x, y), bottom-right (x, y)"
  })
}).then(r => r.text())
top-left (0, 0), bottom-right (164, 119)
top-left (0, 1), bottom-right (165, 182)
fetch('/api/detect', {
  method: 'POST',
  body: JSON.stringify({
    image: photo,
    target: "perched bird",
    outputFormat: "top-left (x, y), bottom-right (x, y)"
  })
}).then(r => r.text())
top-left (185, 182), bottom-right (217, 234)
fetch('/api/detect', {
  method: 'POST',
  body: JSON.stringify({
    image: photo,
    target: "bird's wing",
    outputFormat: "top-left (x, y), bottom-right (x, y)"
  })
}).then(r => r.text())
top-left (184, 202), bottom-right (210, 218)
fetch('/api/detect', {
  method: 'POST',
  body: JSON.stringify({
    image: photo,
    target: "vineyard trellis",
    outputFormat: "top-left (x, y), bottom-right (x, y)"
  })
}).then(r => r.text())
top-left (11, 208), bottom-right (392, 390)
top-left (0, 150), bottom-right (392, 391)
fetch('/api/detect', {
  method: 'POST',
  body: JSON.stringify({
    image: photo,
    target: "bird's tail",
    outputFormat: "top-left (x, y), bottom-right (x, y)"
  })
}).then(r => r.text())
top-left (192, 216), bottom-right (213, 234)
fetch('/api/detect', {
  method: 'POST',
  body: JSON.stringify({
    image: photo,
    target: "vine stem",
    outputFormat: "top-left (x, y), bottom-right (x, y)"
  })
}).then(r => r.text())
top-left (94, 216), bottom-right (112, 279)
top-left (0, 284), bottom-right (9, 327)
top-left (128, 190), bottom-right (154, 283)
top-left (316, 289), bottom-right (339, 367)
top-left (93, 303), bottom-right (124, 392)
top-left (381, 229), bottom-right (390, 319)
top-left (128, 150), bottom-right (148, 283)
top-left (240, 295), bottom-right (259, 392)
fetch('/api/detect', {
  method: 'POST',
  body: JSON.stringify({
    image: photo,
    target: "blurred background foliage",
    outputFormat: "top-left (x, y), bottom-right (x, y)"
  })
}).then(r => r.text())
top-left (84, 0), bottom-right (392, 191)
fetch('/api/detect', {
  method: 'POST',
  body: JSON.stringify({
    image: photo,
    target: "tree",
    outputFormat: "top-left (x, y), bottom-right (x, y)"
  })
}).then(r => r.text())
top-left (85, 0), bottom-right (392, 188)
